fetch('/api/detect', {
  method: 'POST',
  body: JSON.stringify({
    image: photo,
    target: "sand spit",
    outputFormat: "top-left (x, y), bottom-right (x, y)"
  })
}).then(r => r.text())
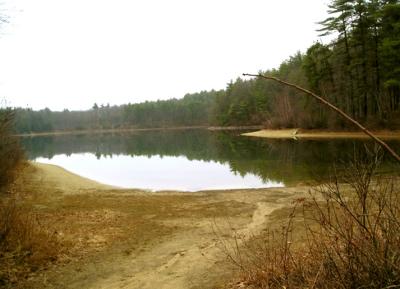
top-left (242, 129), bottom-right (400, 139)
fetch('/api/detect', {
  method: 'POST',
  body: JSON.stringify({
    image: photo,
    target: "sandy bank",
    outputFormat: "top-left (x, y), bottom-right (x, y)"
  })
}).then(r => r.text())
top-left (17, 162), bottom-right (308, 289)
top-left (242, 129), bottom-right (400, 139)
top-left (30, 162), bottom-right (118, 192)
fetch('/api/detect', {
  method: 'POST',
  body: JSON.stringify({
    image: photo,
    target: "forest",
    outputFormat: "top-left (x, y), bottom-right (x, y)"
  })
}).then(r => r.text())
top-left (7, 0), bottom-right (400, 133)
top-left (12, 90), bottom-right (219, 133)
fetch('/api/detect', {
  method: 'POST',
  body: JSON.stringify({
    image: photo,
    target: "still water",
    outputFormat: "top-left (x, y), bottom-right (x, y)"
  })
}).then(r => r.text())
top-left (21, 129), bottom-right (399, 191)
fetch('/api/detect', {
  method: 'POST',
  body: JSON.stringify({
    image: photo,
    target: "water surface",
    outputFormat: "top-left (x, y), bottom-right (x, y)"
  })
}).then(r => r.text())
top-left (21, 129), bottom-right (399, 191)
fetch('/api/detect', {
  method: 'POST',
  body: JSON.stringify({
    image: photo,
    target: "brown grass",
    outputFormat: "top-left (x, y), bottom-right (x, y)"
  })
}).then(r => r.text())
top-left (0, 109), bottom-right (62, 287)
top-left (0, 198), bottom-right (62, 286)
top-left (0, 109), bottom-right (23, 192)
top-left (223, 148), bottom-right (400, 289)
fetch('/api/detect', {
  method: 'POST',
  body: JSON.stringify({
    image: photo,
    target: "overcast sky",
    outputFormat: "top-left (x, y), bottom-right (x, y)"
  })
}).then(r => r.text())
top-left (0, 0), bottom-right (330, 111)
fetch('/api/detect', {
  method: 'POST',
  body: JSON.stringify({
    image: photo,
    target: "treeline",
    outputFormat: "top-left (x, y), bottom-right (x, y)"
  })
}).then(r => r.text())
top-left (123, 91), bottom-right (217, 127)
top-left (306, 0), bottom-right (400, 127)
top-left (216, 0), bottom-right (400, 128)
top-left (8, 0), bottom-right (400, 133)
top-left (12, 91), bottom-right (218, 133)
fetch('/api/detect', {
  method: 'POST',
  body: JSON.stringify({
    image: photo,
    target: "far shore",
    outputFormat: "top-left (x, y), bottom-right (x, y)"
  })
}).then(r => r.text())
top-left (14, 126), bottom-right (208, 137)
top-left (14, 125), bottom-right (265, 137)
top-left (242, 129), bottom-right (400, 139)
top-left (14, 126), bottom-right (400, 139)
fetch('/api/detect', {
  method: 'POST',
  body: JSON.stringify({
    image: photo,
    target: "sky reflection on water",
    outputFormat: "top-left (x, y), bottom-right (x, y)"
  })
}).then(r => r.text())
top-left (36, 153), bottom-right (284, 191)
top-left (25, 130), bottom-right (399, 191)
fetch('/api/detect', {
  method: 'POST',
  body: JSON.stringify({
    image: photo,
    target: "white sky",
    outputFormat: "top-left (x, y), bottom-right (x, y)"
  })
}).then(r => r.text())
top-left (0, 0), bottom-right (330, 111)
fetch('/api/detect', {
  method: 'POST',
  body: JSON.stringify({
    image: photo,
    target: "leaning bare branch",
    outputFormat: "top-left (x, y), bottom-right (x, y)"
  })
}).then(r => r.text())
top-left (243, 73), bottom-right (400, 163)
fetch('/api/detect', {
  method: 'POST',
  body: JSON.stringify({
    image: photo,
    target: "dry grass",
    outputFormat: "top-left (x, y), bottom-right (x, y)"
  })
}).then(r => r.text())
top-left (0, 198), bottom-right (62, 287)
top-left (223, 148), bottom-right (400, 289)
top-left (0, 109), bottom-right (23, 192)
top-left (0, 109), bottom-right (62, 287)
top-left (0, 157), bottom-right (257, 288)
top-left (9, 171), bottom-right (254, 288)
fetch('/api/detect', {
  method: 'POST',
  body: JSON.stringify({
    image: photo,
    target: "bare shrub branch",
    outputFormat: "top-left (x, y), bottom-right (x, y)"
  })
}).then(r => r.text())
top-left (222, 149), bottom-right (400, 288)
top-left (242, 73), bottom-right (400, 163)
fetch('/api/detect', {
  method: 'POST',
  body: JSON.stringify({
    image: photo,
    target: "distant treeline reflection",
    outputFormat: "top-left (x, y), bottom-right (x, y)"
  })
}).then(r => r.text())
top-left (21, 130), bottom-right (399, 185)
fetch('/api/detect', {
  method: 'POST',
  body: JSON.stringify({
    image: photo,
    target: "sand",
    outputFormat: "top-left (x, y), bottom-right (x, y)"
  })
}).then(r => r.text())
top-left (30, 162), bottom-right (117, 192)
top-left (242, 129), bottom-right (400, 139)
top-left (17, 162), bottom-right (308, 289)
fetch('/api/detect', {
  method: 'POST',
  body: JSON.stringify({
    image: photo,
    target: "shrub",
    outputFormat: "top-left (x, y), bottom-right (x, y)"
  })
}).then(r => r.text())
top-left (224, 148), bottom-right (400, 288)
top-left (0, 198), bottom-right (61, 286)
top-left (0, 109), bottom-right (23, 193)
top-left (0, 109), bottom-right (60, 287)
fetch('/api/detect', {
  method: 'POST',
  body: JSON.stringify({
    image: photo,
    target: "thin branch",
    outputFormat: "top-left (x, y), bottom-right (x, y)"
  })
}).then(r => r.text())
top-left (243, 73), bottom-right (400, 163)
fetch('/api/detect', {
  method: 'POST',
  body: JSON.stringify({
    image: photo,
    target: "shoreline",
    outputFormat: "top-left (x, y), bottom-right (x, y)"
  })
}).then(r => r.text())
top-left (15, 126), bottom-right (400, 139)
top-left (242, 129), bottom-right (400, 139)
top-left (15, 125), bottom-right (262, 137)
top-left (30, 161), bottom-right (288, 194)
top-left (207, 125), bottom-right (263, 131)
top-left (18, 161), bottom-right (307, 289)
top-left (30, 162), bottom-right (119, 192)
top-left (14, 126), bottom-right (209, 137)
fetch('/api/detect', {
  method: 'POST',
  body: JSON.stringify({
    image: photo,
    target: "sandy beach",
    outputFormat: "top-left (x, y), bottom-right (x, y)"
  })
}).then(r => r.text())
top-left (14, 162), bottom-right (308, 289)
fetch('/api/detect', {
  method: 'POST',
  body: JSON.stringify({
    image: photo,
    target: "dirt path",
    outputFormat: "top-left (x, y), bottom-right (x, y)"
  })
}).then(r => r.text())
top-left (18, 163), bottom-right (307, 289)
top-left (76, 196), bottom-right (294, 289)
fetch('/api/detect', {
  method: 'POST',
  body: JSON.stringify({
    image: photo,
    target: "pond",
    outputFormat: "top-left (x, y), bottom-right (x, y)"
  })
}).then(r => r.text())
top-left (20, 129), bottom-right (400, 191)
